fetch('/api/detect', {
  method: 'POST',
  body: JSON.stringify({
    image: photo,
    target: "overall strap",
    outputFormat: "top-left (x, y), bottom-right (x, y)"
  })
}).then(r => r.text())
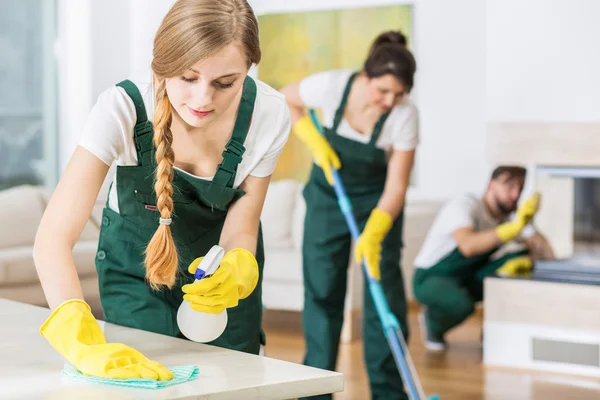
top-left (368, 110), bottom-right (391, 146)
top-left (212, 76), bottom-right (257, 187)
top-left (331, 72), bottom-right (357, 132)
top-left (331, 72), bottom-right (391, 147)
top-left (116, 80), bottom-right (154, 166)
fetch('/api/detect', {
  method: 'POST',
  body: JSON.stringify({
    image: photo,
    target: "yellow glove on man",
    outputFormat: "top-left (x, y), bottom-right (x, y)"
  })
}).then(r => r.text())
top-left (182, 248), bottom-right (259, 314)
top-left (516, 192), bottom-right (541, 224)
top-left (496, 192), bottom-right (541, 243)
top-left (496, 255), bottom-right (533, 278)
top-left (40, 299), bottom-right (173, 380)
top-left (354, 209), bottom-right (393, 281)
top-left (294, 115), bottom-right (341, 186)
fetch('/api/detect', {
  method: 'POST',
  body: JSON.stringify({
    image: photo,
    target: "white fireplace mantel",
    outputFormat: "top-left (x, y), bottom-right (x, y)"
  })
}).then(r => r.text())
top-left (487, 123), bottom-right (600, 168)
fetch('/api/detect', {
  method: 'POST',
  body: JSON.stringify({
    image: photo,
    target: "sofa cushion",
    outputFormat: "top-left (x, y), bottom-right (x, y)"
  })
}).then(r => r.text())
top-left (0, 185), bottom-right (45, 250)
top-left (262, 247), bottom-right (303, 283)
top-left (261, 180), bottom-right (302, 249)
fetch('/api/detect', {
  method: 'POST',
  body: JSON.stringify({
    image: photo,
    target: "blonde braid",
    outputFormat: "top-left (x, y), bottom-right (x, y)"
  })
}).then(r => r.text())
top-left (144, 79), bottom-right (178, 290)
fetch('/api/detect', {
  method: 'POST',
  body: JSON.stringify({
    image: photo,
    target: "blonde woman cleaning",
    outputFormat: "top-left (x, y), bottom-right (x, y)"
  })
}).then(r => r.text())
top-left (33, 0), bottom-right (290, 380)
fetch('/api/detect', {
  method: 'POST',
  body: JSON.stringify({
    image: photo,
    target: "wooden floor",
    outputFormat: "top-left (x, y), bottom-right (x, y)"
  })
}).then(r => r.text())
top-left (262, 307), bottom-right (600, 400)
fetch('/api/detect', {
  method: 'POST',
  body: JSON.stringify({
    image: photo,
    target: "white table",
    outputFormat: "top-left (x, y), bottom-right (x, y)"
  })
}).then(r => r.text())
top-left (0, 299), bottom-right (343, 399)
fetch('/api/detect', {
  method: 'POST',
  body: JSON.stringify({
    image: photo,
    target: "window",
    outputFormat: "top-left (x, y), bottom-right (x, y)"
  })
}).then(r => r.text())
top-left (0, 0), bottom-right (58, 190)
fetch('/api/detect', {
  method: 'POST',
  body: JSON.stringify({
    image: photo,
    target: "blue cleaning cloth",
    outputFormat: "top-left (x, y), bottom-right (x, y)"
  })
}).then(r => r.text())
top-left (61, 363), bottom-right (199, 389)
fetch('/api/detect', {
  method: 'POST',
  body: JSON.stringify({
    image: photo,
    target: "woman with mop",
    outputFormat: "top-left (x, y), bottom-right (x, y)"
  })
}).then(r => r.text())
top-left (33, 0), bottom-right (290, 381)
top-left (280, 31), bottom-right (419, 399)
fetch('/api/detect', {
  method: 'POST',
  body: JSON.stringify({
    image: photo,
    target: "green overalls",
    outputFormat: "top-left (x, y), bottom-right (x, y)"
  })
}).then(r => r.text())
top-left (413, 247), bottom-right (527, 340)
top-left (301, 73), bottom-right (409, 400)
top-left (95, 77), bottom-right (265, 354)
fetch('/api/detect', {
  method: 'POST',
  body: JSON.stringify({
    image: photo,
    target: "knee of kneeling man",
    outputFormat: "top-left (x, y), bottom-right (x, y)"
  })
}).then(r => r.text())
top-left (452, 301), bottom-right (475, 319)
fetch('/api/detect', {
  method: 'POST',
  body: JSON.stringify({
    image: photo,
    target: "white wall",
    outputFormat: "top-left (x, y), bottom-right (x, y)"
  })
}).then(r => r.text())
top-left (58, 0), bottom-right (131, 171)
top-left (129, 0), bottom-right (177, 74)
top-left (91, 0), bottom-right (131, 101)
top-left (486, 0), bottom-right (600, 123)
top-left (485, 0), bottom-right (600, 201)
top-left (412, 0), bottom-right (488, 200)
top-left (57, 0), bottom-right (92, 172)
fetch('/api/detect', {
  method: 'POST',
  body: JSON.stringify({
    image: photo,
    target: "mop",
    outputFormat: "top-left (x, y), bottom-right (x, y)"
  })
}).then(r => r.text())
top-left (309, 109), bottom-right (439, 400)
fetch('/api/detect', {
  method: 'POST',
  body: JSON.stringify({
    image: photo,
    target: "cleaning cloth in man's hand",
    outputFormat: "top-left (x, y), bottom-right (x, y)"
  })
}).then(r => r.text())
top-left (61, 363), bottom-right (199, 389)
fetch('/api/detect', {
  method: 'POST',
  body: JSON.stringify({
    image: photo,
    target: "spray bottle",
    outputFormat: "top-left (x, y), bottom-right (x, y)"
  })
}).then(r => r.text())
top-left (177, 245), bottom-right (228, 343)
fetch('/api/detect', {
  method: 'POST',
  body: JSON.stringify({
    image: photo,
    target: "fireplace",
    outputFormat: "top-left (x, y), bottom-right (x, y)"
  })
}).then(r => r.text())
top-left (530, 167), bottom-right (600, 283)
top-left (484, 124), bottom-right (600, 379)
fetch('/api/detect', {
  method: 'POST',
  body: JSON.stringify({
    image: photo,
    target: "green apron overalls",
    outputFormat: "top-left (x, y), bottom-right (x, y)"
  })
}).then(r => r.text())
top-left (95, 77), bottom-right (265, 354)
top-left (301, 72), bottom-right (409, 400)
top-left (413, 247), bottom-right (527, 339)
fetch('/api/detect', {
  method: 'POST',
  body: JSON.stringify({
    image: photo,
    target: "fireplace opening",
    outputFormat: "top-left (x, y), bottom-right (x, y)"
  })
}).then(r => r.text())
top-left (573, 177), bottom-right (600, 255)
top-left (533, 170), bottom-right (600, 284)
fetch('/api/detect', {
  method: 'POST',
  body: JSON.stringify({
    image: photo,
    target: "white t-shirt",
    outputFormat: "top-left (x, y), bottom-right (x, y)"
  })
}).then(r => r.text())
top-left (298, 68), bottom-right (419, 152)
top-left (79, 68), bottom-right (291, 213)
top-left (414, 193), bottom-right (536, 269)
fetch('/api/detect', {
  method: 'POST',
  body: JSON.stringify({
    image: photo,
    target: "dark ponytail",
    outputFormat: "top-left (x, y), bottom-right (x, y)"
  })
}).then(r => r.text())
top-left (364, 30), bottom-right (416, 91)
top-left (368, 31), bottom-right (407, 54)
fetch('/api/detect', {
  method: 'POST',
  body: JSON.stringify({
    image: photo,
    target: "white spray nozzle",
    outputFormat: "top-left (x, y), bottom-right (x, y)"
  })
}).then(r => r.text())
top-left (194, 245), bottom-right (225, 280)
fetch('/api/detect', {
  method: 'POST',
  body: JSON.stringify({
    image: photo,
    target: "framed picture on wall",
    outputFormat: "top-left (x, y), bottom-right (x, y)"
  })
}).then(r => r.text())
top-left (256, 4), bottom-right (415, 184)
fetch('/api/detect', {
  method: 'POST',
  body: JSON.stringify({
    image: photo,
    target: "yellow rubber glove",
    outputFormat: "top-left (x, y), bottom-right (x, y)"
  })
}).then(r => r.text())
top-left (496, 192), bottom-right (541, 243)
top-left (182, 248), bottom-right (259, 314)
top-left (495, 255), bottom-right (533, 278)
top-left (516, 192), bottom-right (541, 225)
top-left (354, 209), bottom-right (393, 281)
top-left (40, 299), bottom-right (174, 380)
top-left (294, 115), bottom-right (341, 185)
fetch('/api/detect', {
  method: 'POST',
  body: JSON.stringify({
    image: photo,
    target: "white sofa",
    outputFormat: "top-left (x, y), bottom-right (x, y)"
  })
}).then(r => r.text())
top-left (0, 179), bottom-right (442, 328)
top-left (260, 180), bottom-right (308, 312)
top-left (259, 179), bottom-right (444, 313)
top-left (0, 185), bottom-right (102, 307)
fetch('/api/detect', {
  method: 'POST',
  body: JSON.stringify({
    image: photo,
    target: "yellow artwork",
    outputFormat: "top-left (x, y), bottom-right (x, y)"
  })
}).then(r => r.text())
top-left (258, 5), bottom-right (413, 183)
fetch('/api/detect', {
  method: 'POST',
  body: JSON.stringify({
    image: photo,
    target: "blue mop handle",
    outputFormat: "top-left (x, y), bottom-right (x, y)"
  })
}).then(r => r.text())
top-left (308, 109), bottom-right (426, 400)
top-left (330, 169), bottom-right (401, 328)
top-left (332, 170), bottom-right (422, 400)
